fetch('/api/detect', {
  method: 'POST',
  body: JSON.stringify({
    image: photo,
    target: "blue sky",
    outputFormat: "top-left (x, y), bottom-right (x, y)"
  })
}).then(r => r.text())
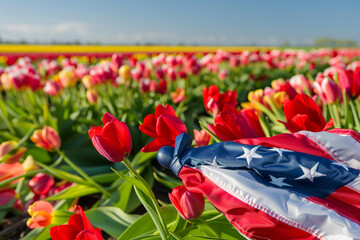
top-left (0, 0), bottom-right (359, 45)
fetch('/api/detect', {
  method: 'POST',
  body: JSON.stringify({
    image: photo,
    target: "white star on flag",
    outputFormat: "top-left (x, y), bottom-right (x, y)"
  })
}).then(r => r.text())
top-left (210, 156), bottom-right (226, 168)
top-left (268, 147), bottom-right (292, 157)
top-left (269, 175), bottom-right (292, 187)
top-left (236, 146), bottom-right (263, 167)
top-left (295, 162), bottom-right (326, 182)
top-left (331, 162), bottom-right (349, 171)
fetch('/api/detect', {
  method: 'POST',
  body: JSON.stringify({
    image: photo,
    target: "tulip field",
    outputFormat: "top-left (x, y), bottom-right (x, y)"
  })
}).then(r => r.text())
top-left (1, 47), bottom-right (360, 240)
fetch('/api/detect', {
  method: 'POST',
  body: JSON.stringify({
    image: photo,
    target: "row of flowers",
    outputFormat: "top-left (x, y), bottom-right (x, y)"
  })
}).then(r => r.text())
top-left (0, 48), bottom-right (359, 239)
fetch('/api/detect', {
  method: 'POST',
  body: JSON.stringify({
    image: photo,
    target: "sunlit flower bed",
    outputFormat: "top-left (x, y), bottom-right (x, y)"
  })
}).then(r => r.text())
top-left (0, 48), bottom-right (360, 239)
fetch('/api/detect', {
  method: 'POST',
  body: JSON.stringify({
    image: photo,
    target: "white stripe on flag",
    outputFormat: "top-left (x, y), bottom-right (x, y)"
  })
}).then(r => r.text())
top-left (299, 131), bottom-right (360, 169)
top-left (347, 175), bottom-right (360, 194)
top-left (199, 165), bottom-right (360, 240)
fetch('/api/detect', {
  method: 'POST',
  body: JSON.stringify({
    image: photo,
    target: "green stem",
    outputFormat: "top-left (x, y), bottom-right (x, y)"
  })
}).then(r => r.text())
top-left (330, 104), bottom-right (341, 128)
top-left (349, 101), bottom-right (360, 132)
top-left (56, 149), bottom-right (111, 198)
top-left (122, 158), bottom-right (169, 239)
top-left (0, 94), bottom-right (15, 134)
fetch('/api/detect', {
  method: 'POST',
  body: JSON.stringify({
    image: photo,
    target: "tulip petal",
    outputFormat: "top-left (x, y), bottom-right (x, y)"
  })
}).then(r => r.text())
top-left (141, 137), bottom-right (174, 152)
top-left (283, 93), bottom-right (327, 132)
top-left (156, 115), bottom-right (187, 140)
top-left (180, 191), bottom-right (205, 220)
top-left (28, 200), bottom-right (53, 216)
top-left (220, 111), bottom-right (258, 139)
top-left (75, 230), bottom-right (103, 240)
top-left (139, 114), bottom-right (158, 138)
top-left (50, 224), bottom-right (80, 240)
top-left (113, 120), bottom-right (132, 155)
top-left (92, 135), bottom-right (125, 162)
top-left (102, 112), bottom-right (117, 126)
top-left (155, 104), bottom-right (177, 118)
top-left (88, 127), bottom-right (103, 140)
top-left (101, 122), bottom-right (121, 145)
top-left (27, 211), bottom-right (53, 229)
top-left (76, 206), bottom-right (96, 232)
top-left (323, 118), bottom-right (334, 131)
top-left (210, 119), bottom-right (237, 141)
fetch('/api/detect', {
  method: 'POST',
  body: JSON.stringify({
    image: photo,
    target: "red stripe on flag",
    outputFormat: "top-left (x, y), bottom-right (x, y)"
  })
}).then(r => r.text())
top-left (179, 166), bottom-right (320, 240)
top-left (308, 186), bottom-right (360, 225)
top-left (235, 133), bottom-right (334, 160)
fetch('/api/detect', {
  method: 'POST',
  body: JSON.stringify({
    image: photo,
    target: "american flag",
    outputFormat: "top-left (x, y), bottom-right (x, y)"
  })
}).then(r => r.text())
top-left (159, 130), bottom-right (360, 240)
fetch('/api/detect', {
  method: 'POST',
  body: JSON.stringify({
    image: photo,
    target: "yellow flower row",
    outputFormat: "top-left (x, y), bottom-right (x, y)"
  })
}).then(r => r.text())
top-left (0, 44), bottom-right (276, 53)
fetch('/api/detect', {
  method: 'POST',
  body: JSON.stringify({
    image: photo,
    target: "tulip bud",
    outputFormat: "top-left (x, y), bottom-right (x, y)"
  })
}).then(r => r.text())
top-left (27, 201), bottom-right (54, 229)
top-left (28, 173), bottom-right (55, 196)
top-left (169, 185), bottom-right (204, 220)
top-left (193, 129), bottom-right (211, 147)
top-left (0, 73), bottom-right (14, 90)
top-left (0, 189), bottom-right (23, 211)
top-left (155, 68), bottom-right (165, 79)
top-left (89, 112), bottom-right (132, 162)
top-left (81, 75), bottom-right (93, 89)
top-left (30, 126), bottom-right (61, 151)
top-left (170, 88), bottom-right (186, 103)
top-left (156, 79), bottom-right (168, 94)
top-left (119, 65), bottom-right (131, 83)
top-left (86, 89), bottom-right (98, 104)
top-left (22, 155), bottom-right (39, 172)
top-left (59, 67), bottom-right (78, 88)
top-left (110, 53), bottom-right (123, 72)
top-left (314, 74), bottom-right (342, 104)
top-left (139, 78), bottom-right (151, 93)
top-left (0, 140), bottom-right (26, 164)
top-left (43, 81), bottom-right (61, 96)
top-left (218, 69), bottom-right (228, 81)
top-left (167, 68), bottom-right (177, 81)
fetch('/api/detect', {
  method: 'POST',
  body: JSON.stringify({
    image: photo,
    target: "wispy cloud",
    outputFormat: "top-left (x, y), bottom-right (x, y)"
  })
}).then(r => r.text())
top-left (116, 32), bottom-right (236, 45)
top-left (0, 22), bottom-right (90, 41)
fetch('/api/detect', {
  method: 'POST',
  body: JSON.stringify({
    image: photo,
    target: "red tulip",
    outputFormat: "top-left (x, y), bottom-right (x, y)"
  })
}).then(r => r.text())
top-left (28, 173), bottom-right (54, 196)
top-left (156, 79), bottom-right (167, 94)
top-left (155, 68), bottom-right (165, 80)
top-left (139, 104), bottom-right (187, 152)
top-left (139, 78), bottom-right (151, 93)
top-left (89, 113), bottom-right (132, 162)
top-left (0, 188), bottom-right (23, 211)
top-left (30, 126), bottom-right (61, 151)
top-left (207, 105), bottom-right (261, 141)
top-left (193, 129), bottom-right (211, 147)
top-left (240, 108), bottom-right (266, 138)
top-left (50, 205), bottom-right (103, 240)
top-left (202, 85), bottom-right (237, 115)
top-left (281, 93), bottom-right (333, 133)
top-left (169, 185), bottom-right (204, 220)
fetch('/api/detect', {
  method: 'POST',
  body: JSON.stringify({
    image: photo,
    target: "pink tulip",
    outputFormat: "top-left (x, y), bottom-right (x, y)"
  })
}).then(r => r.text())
top-left (43, 81), bottom-right (62, 96)
top-left (313, 73), bottom-right (342, 104)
